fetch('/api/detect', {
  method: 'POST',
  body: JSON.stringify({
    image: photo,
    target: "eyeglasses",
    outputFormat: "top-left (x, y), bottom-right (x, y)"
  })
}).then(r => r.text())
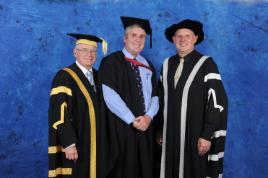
top-left (76, 48), bottom-right (97, 54)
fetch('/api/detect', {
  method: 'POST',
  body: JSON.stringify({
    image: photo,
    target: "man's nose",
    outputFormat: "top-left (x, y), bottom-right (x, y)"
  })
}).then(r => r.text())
top-left (135, 38), bottom-right (141, 42)
top-left (180, 36), bottom-right (186, 41)
top-left (85, 52), bottom-right (94, 57)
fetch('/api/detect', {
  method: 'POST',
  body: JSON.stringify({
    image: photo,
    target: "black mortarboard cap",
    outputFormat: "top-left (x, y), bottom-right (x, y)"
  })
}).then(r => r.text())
top-left (120, 16), bottom-right (152, 48)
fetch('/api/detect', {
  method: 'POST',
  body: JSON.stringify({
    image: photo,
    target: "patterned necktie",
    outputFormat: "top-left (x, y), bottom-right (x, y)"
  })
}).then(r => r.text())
top-left (174, 58), bottom-right (184, 88)
top-left (130, 59), bottom-right (146, 113)
top-left (86, 71), bottom-right (96, 91)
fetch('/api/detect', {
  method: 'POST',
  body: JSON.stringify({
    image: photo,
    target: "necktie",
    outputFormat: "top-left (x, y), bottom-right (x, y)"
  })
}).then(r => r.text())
top-left (130, 59), bottom-right (146, 113)
top-left (86, 71), bottom-right (95, 91)
top-left (174, 58), bottom-right (184, 88)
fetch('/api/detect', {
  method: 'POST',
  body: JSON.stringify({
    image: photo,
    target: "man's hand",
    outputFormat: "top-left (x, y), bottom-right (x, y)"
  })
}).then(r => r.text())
top-left (64, 145), bottom-right (78, 161)
top-left (156, 134), bottom-right (163, 145)
top-left (197, 138), bottom-right (211, 156)
top-left (133, 115), bottom-right (152, 131)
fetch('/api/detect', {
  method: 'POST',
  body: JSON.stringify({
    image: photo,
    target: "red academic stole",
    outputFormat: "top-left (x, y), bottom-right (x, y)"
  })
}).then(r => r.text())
top-left (124, 57), bottom-right (152, 71)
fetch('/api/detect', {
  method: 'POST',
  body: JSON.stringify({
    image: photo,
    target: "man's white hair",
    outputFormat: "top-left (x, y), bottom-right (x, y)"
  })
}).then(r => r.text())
top-left (124, 24), bottom-right (145, 36)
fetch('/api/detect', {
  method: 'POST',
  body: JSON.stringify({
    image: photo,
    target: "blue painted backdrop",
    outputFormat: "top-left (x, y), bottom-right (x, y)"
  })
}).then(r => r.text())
top-left (0, 0), bottom-right (267, 177)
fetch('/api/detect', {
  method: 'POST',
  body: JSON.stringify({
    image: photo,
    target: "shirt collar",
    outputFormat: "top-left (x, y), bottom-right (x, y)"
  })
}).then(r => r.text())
top-left (122, 48), bottom-right (142, 61)
top-left (178, 50), bottom-right (196, 64)
top-left (76, 61), bottom-right (93, 75)
top-left (122, 48), bottom-right (147, 63)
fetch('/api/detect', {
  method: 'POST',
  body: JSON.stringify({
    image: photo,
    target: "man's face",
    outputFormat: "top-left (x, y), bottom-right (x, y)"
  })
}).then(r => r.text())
top-left (73, 43), bottom-right (97, 69)
top-left (172, 28), bottom-right (198, 56)
top-left (124, 27), bottom-right (146, 56)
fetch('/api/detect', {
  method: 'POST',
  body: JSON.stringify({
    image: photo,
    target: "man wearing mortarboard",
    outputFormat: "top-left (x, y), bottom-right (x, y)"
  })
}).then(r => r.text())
top-left (98, 16), bottom-right (159, 178)
top-left (159, 19), bottom-right (228, 178)
top-left (48, 33), bottom-right (107, 178)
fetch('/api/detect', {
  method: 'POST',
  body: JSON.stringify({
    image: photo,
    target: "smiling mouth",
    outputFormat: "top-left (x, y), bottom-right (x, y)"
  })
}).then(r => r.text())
top-left (134, 44), bottom-right (142, 48)
top-left (85, 58), bottom-right (94, 61)
top-left (179, 43), bottom-right (188, 47)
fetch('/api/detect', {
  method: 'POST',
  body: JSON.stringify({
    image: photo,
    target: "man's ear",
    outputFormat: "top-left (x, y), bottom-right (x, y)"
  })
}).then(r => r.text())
top-left (123, 34), bottom-right (127, 44)
top-left (194, 35), bottom-right (198, 43)
top-left (73, 48), bottom-right (77, 58)
top-left (172, 36), bottom-right (176, 43)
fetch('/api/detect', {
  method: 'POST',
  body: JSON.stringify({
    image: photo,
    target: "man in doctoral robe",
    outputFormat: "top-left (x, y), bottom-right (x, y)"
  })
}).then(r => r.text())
top-left (98, 16), bottom-right (159, 178)
top-left (159, 19), bottom-right (228, 178)
top-left (48, 33), bottom-right (107, 178)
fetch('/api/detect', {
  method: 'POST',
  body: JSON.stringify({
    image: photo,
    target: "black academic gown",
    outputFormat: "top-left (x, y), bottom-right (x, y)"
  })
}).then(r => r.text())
top-left (48, 63), bottom-right (102, 178)
top-left (160, 50), bottom-right (228, 178)
top-left (98, 51), bottom-right (158, 178)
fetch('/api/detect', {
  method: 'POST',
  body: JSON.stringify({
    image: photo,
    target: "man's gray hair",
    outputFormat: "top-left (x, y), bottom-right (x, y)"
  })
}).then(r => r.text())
top-left (124, 24), bottom-right (145, 36)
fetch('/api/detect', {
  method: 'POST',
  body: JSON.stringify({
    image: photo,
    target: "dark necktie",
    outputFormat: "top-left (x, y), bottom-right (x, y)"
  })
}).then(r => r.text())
top-left (130, 59), bottom-right (146, 113)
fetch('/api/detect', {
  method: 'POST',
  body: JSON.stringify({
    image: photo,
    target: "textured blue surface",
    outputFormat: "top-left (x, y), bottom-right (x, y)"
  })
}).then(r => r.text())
top-left (0, 0), bottom-right (268, 177)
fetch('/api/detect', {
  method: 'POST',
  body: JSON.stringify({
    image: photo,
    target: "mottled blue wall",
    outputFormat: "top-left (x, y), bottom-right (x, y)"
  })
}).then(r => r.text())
top-left (0, 0), bottom-right (267, 177)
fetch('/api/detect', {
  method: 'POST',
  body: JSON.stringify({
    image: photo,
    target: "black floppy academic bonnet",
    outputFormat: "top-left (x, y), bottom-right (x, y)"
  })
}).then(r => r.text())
top-left (165, 19), bottom-right (204, 45)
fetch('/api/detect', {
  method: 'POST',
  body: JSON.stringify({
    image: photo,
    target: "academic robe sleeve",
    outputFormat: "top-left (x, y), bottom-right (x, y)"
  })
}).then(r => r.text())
top-left (146, 60), bottom-right (160, 118)
top-left (148, 60), bottom-right (159, 97)
top-left (99, 54), bottom-right (137, 124)
top-left (49, 70), bottom-right (77, 148)
top-left (154, 66), bottom-right (164, 134)
top-left (98, 56), bottom-right (118, 91)
top-left (200, 58), bottom-right (228, 141)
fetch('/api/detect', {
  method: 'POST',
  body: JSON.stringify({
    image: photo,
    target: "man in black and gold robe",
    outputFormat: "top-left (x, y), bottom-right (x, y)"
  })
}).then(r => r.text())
top-left (48, 33), bottom-right (107, 178)
top-left (98, 17), bottom-right (159, 178)
top-left (159, 19), bottom-right (228, 178)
